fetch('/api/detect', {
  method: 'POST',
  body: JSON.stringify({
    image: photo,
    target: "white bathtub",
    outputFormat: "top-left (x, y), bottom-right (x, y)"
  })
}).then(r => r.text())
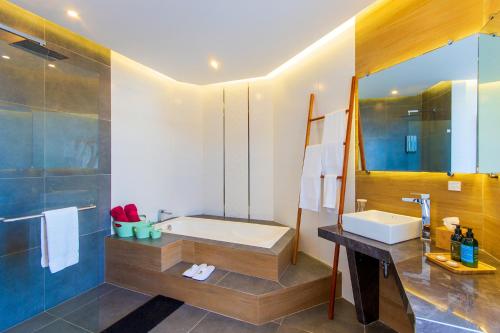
top-left (155, 216), bottom-right (290, 248)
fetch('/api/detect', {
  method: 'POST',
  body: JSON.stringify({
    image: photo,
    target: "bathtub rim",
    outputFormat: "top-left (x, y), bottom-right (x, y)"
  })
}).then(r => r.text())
top-left (155, 216), bottom-right (291, 249)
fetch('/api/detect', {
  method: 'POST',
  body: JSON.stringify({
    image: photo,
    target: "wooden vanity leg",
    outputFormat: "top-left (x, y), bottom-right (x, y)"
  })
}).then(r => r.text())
top-left (346, 249), bottom-right (379, 324)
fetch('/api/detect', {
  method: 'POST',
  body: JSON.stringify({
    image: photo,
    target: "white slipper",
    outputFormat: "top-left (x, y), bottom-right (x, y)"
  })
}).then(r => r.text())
top-left (182, 264), bottom-right (205, 278)
top-left (192, 265), bottom-right (215, 281)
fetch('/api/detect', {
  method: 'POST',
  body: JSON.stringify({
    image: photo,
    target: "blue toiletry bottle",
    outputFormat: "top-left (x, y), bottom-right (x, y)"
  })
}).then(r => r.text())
top-left (460, 227), bottom-right (478, 268)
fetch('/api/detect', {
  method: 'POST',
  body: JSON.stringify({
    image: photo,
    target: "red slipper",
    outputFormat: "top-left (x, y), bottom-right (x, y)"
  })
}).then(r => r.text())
top-left (110, 206), bottom-right (129, 222)
top-left (124, 204), bottom-right (141, 222)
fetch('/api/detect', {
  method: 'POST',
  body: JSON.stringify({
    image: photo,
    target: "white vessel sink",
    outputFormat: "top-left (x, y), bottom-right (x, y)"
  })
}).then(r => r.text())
top-left (342, 210), bottom-right (421, 244)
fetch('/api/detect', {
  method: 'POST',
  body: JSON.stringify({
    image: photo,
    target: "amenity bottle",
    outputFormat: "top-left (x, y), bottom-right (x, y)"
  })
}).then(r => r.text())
top-left (460, 228), bottom-right (478, 268)
top-left (450, 224), bottom-right (463, 262)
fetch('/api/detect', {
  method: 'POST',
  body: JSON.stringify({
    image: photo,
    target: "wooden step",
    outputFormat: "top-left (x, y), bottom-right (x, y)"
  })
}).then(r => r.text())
top-left (106, 252), bottom-right (341, 325)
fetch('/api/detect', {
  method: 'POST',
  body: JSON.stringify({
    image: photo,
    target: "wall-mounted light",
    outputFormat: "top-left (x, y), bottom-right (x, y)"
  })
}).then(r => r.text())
top-left (209, 59), bottom-right (220, 70)
top-left (66, 10), bottom-right (80, 19)
top-left (391, 90), bottom-right (399, 95)
top-left (2, 55), bottom-right (10, 60)
top-left (48, 63), bottom-right (56, 68)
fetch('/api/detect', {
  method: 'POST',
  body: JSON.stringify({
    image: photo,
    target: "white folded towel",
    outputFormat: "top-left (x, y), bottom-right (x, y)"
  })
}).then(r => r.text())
top-left (182, 264), bottom-right (203, 278)
top-left (41, 207), bottom-right (79, 273)
top-left (300, 176), bottom-right (321, 212)
top-left (323, 174), bottom-right (339, 210)
top-left (322, 109), bottom-right (347, 144)
top-left (302, 144), bottom-right (323, 176)
top-left (192, 265), bottom-right (216, 281)
top-left (320, 110), bottom-right (347, 209)
top-left (322, 142), bottom-right (344, 175)
top-left (299, 145), bottom-right (322, 212)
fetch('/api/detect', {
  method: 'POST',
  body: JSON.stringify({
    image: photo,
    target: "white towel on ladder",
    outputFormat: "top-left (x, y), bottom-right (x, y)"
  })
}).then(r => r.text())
top-left (321, 110), bottom-right (347, 209)
top-left (322, 109), bottom-right (347, 145)
top-left (323, 174), bottom-right (339, 210)
top-left (299, 144), bottom-right (322, 212)
top-left (41, 207), bottom-right (79, 273)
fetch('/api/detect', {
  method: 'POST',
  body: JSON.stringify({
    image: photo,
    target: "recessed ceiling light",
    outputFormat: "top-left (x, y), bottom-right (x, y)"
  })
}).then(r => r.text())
top-left (209, 59), bottom-right (219, 70)
top-left (67, 10), bottom-right (79, 19)
top-left (48, 63), bottom-right (56, 68)
top-left (2, 55), bottom-right (10, 60)
top-left (391, 90), bottom-right (399, 95)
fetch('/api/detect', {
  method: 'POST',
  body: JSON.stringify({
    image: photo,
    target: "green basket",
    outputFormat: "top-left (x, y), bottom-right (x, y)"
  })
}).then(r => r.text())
top-left (113, 216), bottom-right (148, 238)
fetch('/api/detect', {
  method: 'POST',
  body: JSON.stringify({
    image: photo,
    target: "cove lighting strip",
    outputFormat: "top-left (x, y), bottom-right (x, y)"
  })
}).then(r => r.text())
top-left (113, 16), bottom-right (355, 86)
top-left (207, 17), bottom-right (355, 86)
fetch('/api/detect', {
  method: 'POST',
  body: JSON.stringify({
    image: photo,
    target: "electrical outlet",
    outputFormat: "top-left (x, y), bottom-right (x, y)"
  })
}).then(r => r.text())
top-left (448, 181), bottom-right (462, 192)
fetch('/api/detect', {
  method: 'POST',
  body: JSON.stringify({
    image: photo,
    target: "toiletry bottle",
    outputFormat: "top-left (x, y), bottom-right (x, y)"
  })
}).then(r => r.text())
top-left (450, 224), bottom-right (463, 262)
top-left (460, 228), bottom-right (478, 268)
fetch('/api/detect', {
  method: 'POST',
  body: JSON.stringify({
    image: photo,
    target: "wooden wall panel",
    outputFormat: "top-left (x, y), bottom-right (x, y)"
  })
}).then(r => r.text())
top-left (355, 1), bottom-right (500, 332)
top-left (482, 177), bottom-right (500, 259)
top-left (356, 172), bottom-right (485, 242)
top-left (484, 0), bottom-right (500, 22)
top-left (355, 0), bottom-right (483, 77)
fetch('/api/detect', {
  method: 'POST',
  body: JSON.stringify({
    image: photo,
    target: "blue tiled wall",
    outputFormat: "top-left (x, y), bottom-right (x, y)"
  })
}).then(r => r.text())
top-left (0, 5), bottom-right (111, 330)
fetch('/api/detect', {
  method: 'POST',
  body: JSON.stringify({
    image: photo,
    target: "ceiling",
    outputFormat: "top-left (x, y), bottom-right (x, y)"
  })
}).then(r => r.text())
top-left (11, 0), bottom-right (375, 84)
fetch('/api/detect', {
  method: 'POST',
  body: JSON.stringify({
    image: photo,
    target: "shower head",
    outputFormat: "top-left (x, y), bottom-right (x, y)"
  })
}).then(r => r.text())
top-left (10, 39), bottom-right (67, 60)
top-left (0, 23), bottom-right (67, 61)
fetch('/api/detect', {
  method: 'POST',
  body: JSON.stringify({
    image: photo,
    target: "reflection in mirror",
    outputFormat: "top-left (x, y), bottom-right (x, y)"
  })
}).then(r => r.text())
top-left (359, 35), bottom-right (478, 173)
top-left (478, 15), bottom-right (500, 173)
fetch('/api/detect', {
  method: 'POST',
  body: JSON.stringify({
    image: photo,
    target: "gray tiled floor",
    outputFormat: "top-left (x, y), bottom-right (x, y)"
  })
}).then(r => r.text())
top-left (4, 283), bottom-right (397, 333)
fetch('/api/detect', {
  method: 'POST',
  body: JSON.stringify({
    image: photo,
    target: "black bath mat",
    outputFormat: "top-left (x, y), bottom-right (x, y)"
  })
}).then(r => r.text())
top-left (101, 295), bottom-right (184, 333)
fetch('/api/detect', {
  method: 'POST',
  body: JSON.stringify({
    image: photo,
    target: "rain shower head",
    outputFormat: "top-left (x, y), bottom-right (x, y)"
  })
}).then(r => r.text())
top-left (10, 39), bottom-right (67, 60)
top-left (0, 23), bottom-right (68, 61)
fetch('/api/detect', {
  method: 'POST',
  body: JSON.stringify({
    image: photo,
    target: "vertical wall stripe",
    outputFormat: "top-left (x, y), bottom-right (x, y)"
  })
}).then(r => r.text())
top-left (247, 84), bottom-right (251, 219)
top-left (222, 88), bottom-right (226, 217)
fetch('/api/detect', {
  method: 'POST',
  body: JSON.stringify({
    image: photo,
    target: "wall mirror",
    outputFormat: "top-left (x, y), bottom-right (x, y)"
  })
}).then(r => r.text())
top-left (478, 15), bottom-right (500, 174)
top-left (358, 35), bottom-right (478, 173)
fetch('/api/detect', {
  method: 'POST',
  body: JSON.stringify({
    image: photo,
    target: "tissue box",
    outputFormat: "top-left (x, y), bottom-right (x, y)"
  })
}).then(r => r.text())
top-left (435, 226), bottom-right (466, 250)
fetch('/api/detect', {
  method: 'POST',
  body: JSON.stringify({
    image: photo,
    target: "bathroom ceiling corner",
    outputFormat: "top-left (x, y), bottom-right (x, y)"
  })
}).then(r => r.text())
top-left (10, 0), bottom-right (375, 84)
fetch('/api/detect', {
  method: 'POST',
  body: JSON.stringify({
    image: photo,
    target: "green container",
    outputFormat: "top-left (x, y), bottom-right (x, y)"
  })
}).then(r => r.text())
top-left (134, 225), bottom-right (152, 239)
top-left (150, 229), bottom-right (162, 239)
top-left (113, 216), bottom-right (148, 238)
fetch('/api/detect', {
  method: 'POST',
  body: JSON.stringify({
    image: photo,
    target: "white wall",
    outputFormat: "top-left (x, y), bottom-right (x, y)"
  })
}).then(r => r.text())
top-left (203, 81), bottom-right (275, 221)
top-left (249, 81), bottom-right (274, 220)
top-left (271, 19), bottom-right (356, 302)
top-left (202, 86), bottom-right (225, 215)
top-left (224, 83), bottom-right (250, 218)
top-left (111, 51), bottom-right (204, 220)
top-left (110, 19), bottom-right (357, 302)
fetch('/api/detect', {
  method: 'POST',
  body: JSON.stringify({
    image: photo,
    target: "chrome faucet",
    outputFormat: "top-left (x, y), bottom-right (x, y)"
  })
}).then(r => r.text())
top-left (402, 193), bottom-right (431, 240)
top-left (157, 209), bottom-right (174, 223)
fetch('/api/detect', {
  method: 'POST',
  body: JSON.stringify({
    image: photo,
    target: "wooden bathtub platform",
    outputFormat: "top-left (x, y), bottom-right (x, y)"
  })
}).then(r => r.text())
top-left (105, 216), bottom-right (341, 324)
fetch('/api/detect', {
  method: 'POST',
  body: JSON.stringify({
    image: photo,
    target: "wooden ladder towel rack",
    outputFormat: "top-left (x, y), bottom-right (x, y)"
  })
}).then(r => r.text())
top-left (291, 76), bottom-right (359, 320)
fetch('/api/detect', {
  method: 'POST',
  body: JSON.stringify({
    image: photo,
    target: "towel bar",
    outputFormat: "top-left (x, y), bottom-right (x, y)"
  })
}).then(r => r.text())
top-left (0, 205), bottom-right (97, 223)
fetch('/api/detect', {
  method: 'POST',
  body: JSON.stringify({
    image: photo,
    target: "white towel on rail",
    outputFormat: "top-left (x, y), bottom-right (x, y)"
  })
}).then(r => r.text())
top-left (322, 109), bottom-right (347, 145)
top-left (41, 207), bottom-right (79, 273)
top-left (299, 144), bottom-right (322, 212)
top-left (323, 174), bottom-right (340, 210)
top-left (322, 142), bottom-right (344, 175)
top-left (321, 110), bottom-right (347, 209)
